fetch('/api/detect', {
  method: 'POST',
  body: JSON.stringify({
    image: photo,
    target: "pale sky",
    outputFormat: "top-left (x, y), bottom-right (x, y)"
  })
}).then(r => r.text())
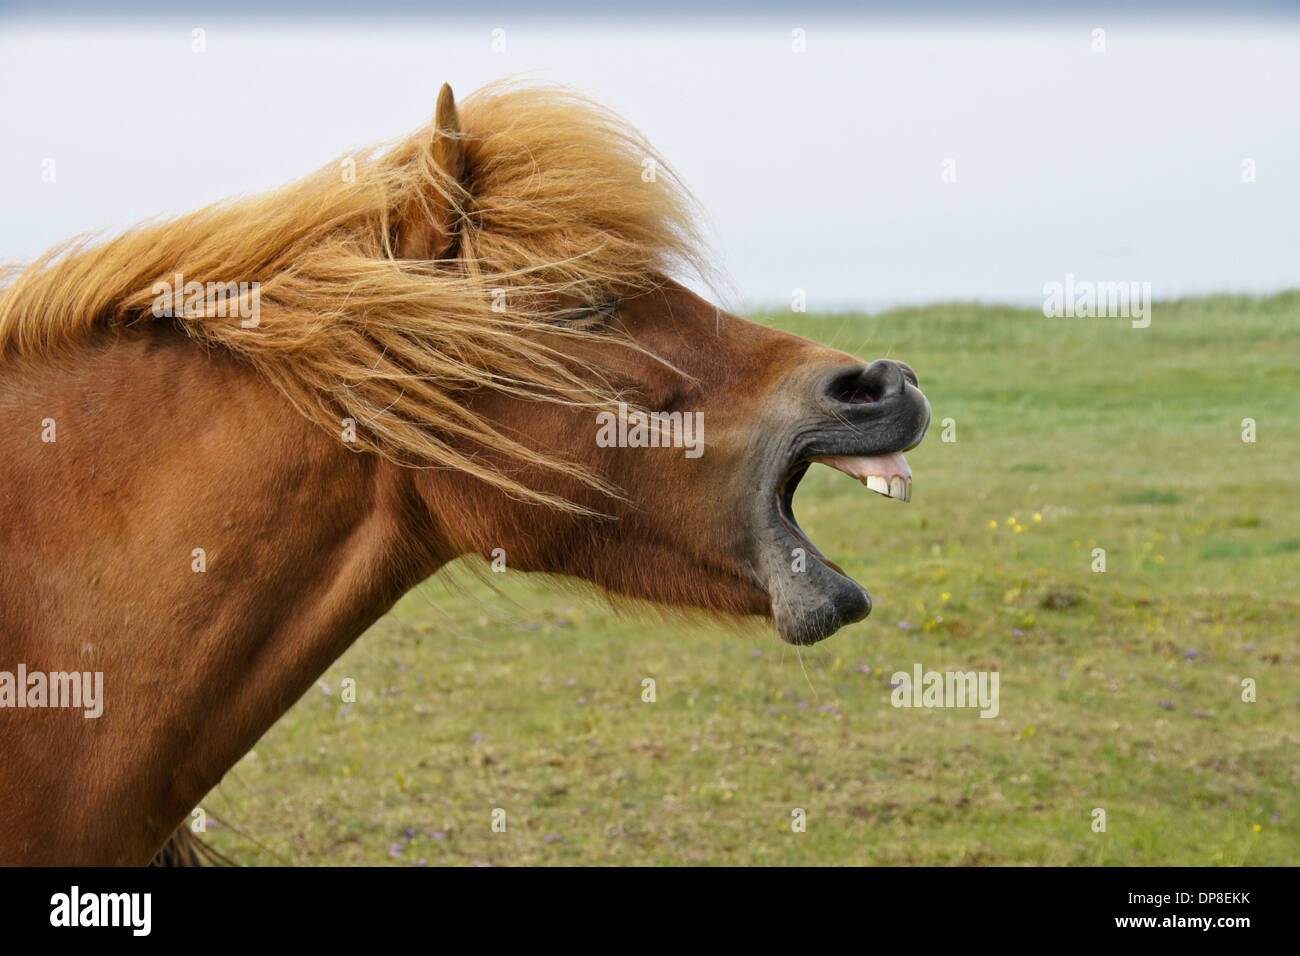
top-left (2, 12), bottom-right (1297, 311)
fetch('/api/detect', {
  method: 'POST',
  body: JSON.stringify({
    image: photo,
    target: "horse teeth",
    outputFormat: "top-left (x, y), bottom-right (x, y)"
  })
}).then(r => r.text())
top-left (861, 474), bottom-right (912, 501)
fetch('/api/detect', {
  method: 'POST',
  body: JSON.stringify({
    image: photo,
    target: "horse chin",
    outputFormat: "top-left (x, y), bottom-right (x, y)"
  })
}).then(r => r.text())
top-left (769, 555), bottom-right (874, 647)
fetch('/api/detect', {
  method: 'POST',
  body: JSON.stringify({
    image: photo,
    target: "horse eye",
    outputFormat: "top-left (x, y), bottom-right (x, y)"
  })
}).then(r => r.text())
top-left (557, 301), bottom-right (618, 331)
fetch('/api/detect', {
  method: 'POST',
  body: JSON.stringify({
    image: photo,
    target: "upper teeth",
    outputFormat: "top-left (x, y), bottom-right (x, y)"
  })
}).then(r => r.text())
top-left (864, 474), bottom-right (912, 501)
top-left (809, 453), bottom-right (914, 503)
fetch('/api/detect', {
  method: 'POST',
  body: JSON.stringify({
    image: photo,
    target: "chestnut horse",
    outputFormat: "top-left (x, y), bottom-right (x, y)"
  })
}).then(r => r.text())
top-left (0, 83), bottom-right (929, 865)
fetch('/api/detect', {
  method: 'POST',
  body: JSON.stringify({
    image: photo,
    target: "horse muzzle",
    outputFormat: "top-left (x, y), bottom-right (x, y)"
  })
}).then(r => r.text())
top-left (749, 359), bottom-right (931, 645)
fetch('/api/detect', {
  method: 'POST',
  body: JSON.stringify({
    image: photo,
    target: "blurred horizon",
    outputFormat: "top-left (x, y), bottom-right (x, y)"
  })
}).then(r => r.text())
top-left (2, 6), bottom-right (1297, 312)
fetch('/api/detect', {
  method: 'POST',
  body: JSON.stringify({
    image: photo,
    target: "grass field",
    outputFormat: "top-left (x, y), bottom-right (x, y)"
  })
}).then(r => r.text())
top-left (202, 292), bottom-right (1300, 866)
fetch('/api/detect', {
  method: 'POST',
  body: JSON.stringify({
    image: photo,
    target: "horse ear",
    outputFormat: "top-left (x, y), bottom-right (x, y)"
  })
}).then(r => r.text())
top-left (397, 83), bottom-right (466, 260)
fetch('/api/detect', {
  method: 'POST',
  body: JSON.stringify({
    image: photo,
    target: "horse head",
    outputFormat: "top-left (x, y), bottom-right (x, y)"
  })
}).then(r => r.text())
top-left (402, 85), bottom-right (931, 645)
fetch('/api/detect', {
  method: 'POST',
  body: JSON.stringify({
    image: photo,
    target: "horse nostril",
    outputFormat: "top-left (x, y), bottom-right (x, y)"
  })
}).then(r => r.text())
top-left (824, 360), bottom-right (908, 406)
top-left (833, 376), bottom-right (879, 404)
top-left (894, 361), bottom-right (919, 389)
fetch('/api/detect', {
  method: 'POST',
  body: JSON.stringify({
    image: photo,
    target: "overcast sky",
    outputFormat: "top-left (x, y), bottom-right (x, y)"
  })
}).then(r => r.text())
top-left (2, 7), bottom-right (1297, 311)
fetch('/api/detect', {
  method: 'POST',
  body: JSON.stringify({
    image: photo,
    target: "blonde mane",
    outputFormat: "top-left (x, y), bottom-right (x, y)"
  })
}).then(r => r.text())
top-left (0, 82), bottom-right (707, 510)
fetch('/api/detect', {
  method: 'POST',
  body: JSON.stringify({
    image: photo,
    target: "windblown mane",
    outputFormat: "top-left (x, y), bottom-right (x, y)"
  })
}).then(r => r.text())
top-left (0, 82), bottom-right (707, 510)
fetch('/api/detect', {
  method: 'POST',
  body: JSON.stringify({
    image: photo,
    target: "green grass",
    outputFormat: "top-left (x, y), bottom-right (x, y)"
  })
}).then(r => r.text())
top-left (202, 292), bottom-right (1300, 866)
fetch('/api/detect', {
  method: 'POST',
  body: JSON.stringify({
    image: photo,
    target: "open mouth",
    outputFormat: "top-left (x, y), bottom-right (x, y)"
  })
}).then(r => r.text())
top-left (754, 358), bottom-right (930, 646)
top-left (775, 451), bottom-right (914, 575)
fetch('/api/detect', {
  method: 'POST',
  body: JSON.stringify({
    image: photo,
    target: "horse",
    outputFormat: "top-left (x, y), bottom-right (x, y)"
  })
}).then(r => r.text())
top-left (0, 82), bottom-right (930, 865)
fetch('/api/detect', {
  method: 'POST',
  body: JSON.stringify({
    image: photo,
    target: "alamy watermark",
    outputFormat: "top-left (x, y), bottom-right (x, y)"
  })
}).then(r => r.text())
top-left (890, 663), bottom-right (999, 718)
top-left (150, 272), bottom-right (261, 328)
top-left (1042, 273), bottom-right (1151, 328)
top-left (0, 665), bottom-right (103, 718)
top-left (50, 886), bottom-right (150, 935)
top-left (595, 402), bottom-right (704, 458)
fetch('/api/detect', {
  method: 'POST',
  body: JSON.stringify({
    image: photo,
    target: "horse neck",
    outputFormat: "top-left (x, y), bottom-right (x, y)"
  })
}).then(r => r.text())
top-left (0, 329), bottom-right (443, 863)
